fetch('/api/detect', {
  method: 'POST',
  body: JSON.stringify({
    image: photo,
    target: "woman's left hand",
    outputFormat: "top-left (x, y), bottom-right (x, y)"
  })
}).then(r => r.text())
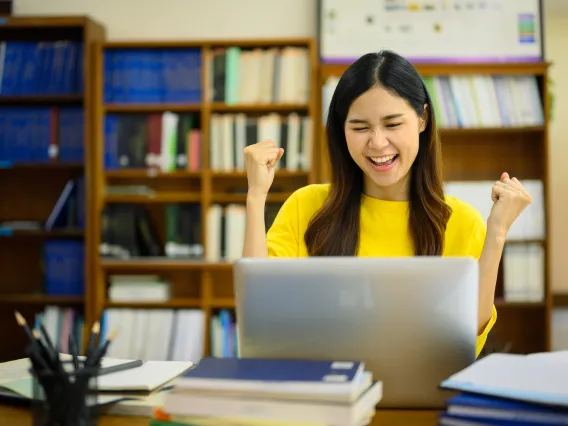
top-left (488, 172), bottom-right (532, 238)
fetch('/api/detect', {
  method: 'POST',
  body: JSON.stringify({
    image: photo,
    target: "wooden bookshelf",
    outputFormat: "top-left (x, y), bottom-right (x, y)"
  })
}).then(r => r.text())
top-left (91, 38), bottom-right (318, 358)
top-left (318, 61), bottom-right (552, 355)
top-left (0, 16), bottom-right (106, 362)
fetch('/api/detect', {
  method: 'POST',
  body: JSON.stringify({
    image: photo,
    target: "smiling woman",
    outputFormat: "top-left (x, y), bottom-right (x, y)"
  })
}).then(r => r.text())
top-left (242, 49), bottom-right (533, 358)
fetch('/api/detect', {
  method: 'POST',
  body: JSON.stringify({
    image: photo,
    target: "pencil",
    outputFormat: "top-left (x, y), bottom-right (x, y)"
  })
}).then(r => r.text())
top-left (69, 325), bottom-right (79, 371)
top-left (14, 311), bottom-right (34, 342)
top-left (87, 327), bottom-right (118, 367)
top-left (38, 322), bottom-right (58, 363)
top-left (86, 321), bottom-right (100, 359)
top-left (14, 312), bottom-right (49, 371)
top-left (97, 359), bottom-right (144, 376)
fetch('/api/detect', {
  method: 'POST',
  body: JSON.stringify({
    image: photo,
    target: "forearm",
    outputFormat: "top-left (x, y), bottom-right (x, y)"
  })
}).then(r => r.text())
top-left (242, 194), bottom-right (269, 258)
top-left (477, 228), bottom-right (506, 332)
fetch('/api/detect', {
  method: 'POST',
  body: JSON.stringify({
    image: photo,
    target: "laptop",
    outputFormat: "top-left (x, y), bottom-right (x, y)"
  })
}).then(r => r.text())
top-left (233, 256), bottom-right (479, 409)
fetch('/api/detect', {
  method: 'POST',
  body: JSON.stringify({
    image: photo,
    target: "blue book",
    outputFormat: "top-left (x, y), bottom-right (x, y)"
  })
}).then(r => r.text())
top-left (173, 357), bottom-right (369, 401)
top-left (444, 393), bottom-right (568, 425)
top-left (440, 352), bottom-right (568, 408)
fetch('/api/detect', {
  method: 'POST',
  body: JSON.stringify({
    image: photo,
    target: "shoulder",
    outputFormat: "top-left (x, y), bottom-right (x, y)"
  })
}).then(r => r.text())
top-left (276, 184), bottom-right (330, 226)
top-left (445, 195), bottom-right (485, 229)
top-left (289, 183), bottom-right (330, 204)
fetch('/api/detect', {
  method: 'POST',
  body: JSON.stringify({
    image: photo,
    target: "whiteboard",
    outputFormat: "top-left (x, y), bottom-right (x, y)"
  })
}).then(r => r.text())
top-left (319, 0), bottom-right (543, 63)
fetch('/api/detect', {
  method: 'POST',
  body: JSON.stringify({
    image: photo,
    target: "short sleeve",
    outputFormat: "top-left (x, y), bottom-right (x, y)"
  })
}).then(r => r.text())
top-left (475, 304), bottom-right (497, 358)
top-left (266, 191), bottom-right (300, 257)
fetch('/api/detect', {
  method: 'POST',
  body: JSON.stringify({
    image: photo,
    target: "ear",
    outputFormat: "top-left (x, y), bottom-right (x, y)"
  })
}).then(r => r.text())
top-left (419, 103), bottom-right (429, 133)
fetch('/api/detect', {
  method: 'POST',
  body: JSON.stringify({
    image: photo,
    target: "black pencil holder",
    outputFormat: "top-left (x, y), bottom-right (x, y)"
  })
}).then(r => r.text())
top-left (30, 359), bottom-right (101, 426)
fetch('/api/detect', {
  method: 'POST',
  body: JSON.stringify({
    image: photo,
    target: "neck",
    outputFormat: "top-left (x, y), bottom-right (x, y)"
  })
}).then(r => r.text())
top-left (363, 174), bottom-right (410, 201)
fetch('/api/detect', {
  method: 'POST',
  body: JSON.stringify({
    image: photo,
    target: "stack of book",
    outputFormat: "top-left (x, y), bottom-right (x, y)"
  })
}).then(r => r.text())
top-left (150, 357), bottom-right (382, 426)
top-left (438, 351), bottom-right (568, 425)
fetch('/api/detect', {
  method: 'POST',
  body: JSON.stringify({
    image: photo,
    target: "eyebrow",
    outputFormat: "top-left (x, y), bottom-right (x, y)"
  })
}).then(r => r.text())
top-left (347, 113), bottom-right (404, 124)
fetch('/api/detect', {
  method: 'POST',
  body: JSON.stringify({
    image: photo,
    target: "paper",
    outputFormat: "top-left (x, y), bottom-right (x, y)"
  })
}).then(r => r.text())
top-left (0, 358), bottom-right (32, 385)
top-left (97, 360), bottom-right (193, 392)
top-left (441, 351), bottom-right (568, 406)
top-left (0, 356), bottom-right (192, 395)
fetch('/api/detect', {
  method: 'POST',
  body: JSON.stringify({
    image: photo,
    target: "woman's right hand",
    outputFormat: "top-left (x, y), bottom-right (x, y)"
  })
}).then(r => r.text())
top-left (244, 140), bottom-right (284, 197)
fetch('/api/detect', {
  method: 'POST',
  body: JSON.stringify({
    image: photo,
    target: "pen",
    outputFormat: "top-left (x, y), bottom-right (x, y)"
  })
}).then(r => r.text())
top-left (97, 359), bottom-right (144, 377)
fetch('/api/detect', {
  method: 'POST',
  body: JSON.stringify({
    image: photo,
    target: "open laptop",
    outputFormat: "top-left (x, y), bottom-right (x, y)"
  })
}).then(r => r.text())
top-left (233, 256), bottom-right (479, 409)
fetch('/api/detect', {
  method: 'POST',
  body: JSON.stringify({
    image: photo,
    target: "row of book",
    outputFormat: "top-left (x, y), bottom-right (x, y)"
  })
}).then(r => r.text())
top-left (99, 202), bottom-right (280, 261)
top-left (323, 74), bottom-right (545, 128)
top-left (104, 112), bottom-right (200, 172)
top-left (0, 41), bottom-right (84, 95)
top-left (0, 106), bottom-right (84, 165)
top-left (100, 203), bottom-right (203, 259)
top-left (33, 306), bottom-right (85, 355)
top-left (206, 203), bottom-right (281, 261)
top-left (107, 276), bottom-right (237, 358)
top-left (208, 46), bottom-right (310, 104)
top-left (503, 242), bottom-right (545, 303)
top-left (103, 48), bottom-right (201, 103)
top-left (210, 112), bottom-right (312, 172)
top-left (99, 307), bottom-right (237, 361)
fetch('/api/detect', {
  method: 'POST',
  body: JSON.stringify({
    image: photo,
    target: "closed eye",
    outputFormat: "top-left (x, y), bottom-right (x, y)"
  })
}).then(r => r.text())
top-left (386, 123), bottom-right (401, 128)
top-left (353, 127), bottom-right (368, 131)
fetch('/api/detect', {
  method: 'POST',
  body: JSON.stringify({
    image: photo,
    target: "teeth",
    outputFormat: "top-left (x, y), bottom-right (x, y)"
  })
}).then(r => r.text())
top-left (370, 155), bottom-right (396, 163)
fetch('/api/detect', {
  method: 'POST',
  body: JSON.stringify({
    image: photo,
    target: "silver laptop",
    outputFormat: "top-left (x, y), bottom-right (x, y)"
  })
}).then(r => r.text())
top-left (233, 256), bottom-right (479, 409)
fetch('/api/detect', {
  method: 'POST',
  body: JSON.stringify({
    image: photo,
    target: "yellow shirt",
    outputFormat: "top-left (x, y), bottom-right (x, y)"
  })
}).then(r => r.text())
top-left (267, 183), bottom-right (497, 358)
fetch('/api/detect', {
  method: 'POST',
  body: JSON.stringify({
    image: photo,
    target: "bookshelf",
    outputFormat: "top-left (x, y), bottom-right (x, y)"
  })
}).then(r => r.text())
top-left (91, 38), bottom-right (318, 359)
top-left (0, 16), bottom-right (106, 362)
top-left (318, 61), bottom-right (552, 355)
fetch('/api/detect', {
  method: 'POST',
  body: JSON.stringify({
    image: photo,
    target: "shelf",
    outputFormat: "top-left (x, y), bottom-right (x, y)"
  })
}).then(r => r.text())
top-left (104, 192), bottom-right (201, 203)
top-left (440, 126), bottom-right (545, 135)
top-left (0, 294), bottom-right (84, 305)
top-left (211, 298), bottom-right (236, 308)
top-left (0, 229), bottom-right (84, 238)
top-left (106, 299), bottom-right (202, 309)
top-left (320, 62), bottom-right (550, 80)
top-left (494, 299), bottom-right (546, 308)
top-left (0, 162), bottom-right (83, 170)
top-left (103, 38), bottom-right (313, 49)
top-left (100, 258), bottom-right (233, 271)
top-left (504, 239), bottom-right (544, 246)
top-left (211, 193), bottom-right (291, 203)
top-left (553, 294), bottom-right (568, 307)
top-left (104, 104), bottom-right (201, 113)
top-left (105, 170), bottom-right (201, 179)
top-left (210, 103), bottom-right (309, 113)
top-left (0, 95), bottom-right (83, 105)
top-left (211, 170), bottom-right (308, 179)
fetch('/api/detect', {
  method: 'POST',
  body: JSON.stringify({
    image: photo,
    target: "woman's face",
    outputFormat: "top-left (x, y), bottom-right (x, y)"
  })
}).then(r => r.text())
top-left (344, 85), bottom-right (427, 200)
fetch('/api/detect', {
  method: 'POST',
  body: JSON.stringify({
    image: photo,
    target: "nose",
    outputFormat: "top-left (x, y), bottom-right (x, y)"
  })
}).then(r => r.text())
top-left (368, 128), bottom-right (389, 150)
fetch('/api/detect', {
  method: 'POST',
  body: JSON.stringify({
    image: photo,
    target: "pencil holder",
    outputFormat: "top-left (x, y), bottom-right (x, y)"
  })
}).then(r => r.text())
top-left (30, 359), bottom-right (101, 426)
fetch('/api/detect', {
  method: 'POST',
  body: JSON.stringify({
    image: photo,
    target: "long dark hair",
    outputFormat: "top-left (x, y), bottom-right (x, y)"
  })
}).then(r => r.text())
top-left (305, 50), bottom-right (451, 256)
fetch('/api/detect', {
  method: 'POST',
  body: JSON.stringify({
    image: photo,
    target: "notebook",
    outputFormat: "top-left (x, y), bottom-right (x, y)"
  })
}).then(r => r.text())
top-left (172, 357), bottom-right (368, 402)
top-left (440, 351), bottom-right (568, 407)
top-left (0, 355), bottom-right (193, 400)
top-left (445, 393), bottom-right (568, 424)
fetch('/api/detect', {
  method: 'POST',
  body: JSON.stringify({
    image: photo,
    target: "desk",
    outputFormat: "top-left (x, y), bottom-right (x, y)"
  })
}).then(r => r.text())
top-left (0, 404), bottom-right (440, 425)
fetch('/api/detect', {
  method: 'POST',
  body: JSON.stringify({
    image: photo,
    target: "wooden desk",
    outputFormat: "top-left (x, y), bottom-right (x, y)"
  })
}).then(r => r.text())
top-left (0, 403), bottom-right (440, 425)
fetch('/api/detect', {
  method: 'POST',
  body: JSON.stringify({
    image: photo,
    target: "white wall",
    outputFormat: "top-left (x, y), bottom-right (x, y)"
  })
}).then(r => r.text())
top-left (14, 0), bottom-right (317, 40)
top-left (13, 0), bottom-right (568, 291)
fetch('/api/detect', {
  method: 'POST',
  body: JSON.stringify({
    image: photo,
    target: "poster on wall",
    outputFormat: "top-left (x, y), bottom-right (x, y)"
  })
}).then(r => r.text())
top-left (319, 0), bottom-right (543, 63)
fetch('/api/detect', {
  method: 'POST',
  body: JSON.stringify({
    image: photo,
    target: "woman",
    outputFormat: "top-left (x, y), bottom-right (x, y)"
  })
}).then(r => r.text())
top-left (242, 50), bottom-right (532, 357)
